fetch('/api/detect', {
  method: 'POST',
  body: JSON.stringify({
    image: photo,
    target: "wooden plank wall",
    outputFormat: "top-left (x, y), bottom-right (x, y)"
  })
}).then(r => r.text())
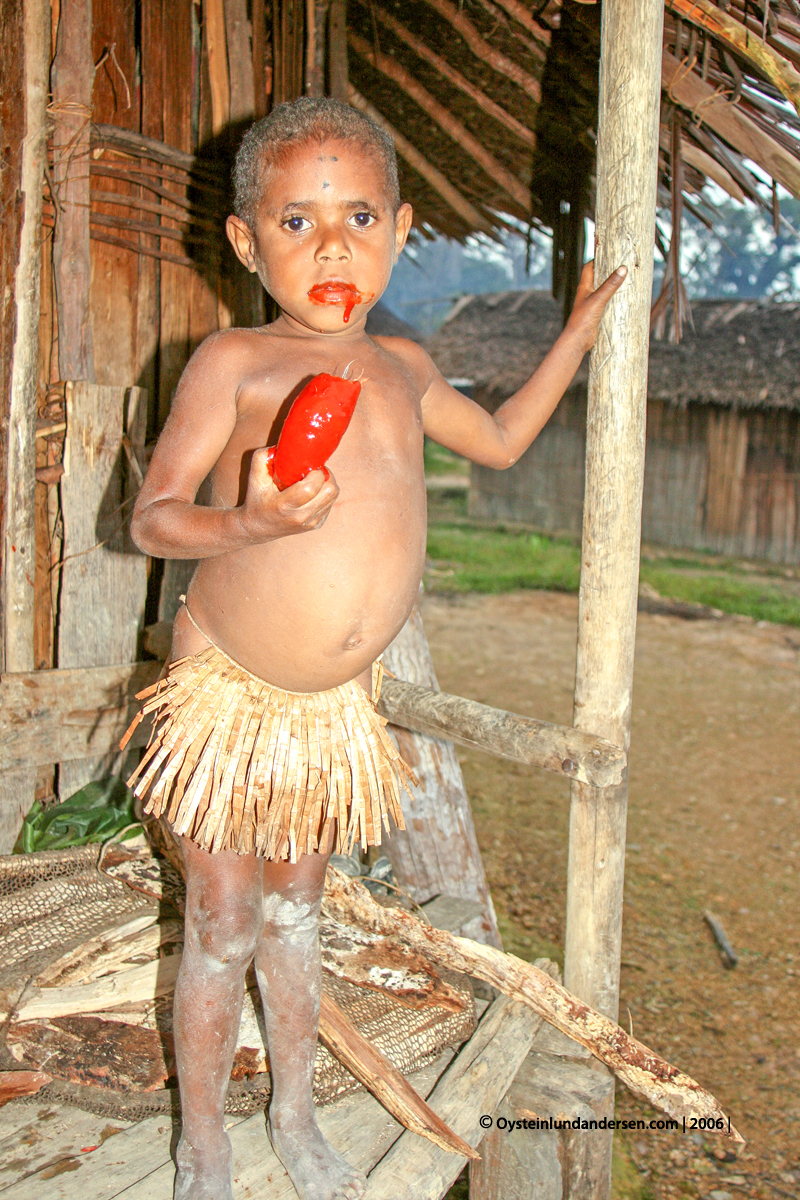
top-left (469, 390), bottom-right (800, 564)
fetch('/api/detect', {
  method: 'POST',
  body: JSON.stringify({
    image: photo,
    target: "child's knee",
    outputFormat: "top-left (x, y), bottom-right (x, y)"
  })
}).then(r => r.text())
top-left (187, 889), bottom-right (263, 969)
top-left (262, 891), bottom-right (321, 947)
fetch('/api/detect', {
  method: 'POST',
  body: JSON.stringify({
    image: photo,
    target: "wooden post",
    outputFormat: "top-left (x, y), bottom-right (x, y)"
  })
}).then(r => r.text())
top-left (328, 0), bottom-right (348, 102)
top-left (0, 0), bottom-right (49, 850)
top-left (383, 606), bottom-right (501, 948)
top-left (51, 0), bottom-right (96, 383)
top-left (563, 0), bottom-right (663, 1194)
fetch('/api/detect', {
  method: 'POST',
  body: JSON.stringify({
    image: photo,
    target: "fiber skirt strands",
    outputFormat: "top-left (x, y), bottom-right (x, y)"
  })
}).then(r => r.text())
top-left (122, 647), bottom-right (414, 861)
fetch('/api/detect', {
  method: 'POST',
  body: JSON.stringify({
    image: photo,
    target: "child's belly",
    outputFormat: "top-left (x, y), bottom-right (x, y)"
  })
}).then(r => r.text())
top-left (183, 484), bottom-right (427, 692)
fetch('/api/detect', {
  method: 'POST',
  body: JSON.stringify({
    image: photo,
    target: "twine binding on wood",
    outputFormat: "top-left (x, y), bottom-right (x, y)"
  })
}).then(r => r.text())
top-left (122, 648), bottom-right (415, 861)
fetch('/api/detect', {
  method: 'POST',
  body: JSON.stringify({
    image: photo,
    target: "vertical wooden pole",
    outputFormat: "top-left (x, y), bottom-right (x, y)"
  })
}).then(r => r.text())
top-left (0, 0), bottom-right (49, 849)
top-left (224, 0), bottom-right (255, 122)
top-left (51, 0), bottom-right (96, 383)
top-left (563, 0), bottom-right (663, 1193)
top-left (328, 0), bottom-right (348, 102)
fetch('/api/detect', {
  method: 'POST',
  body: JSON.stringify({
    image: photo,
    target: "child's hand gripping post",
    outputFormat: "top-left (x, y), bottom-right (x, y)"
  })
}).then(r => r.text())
top-left (239, 371), bottom-right (361, 541)
top-left (564, 260), bottom-right (628, 353)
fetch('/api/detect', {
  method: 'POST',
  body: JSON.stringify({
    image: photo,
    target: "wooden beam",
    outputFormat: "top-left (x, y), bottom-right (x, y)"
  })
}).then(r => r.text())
top-left (328, 0), bottom-right (348, 102)
top-left (378, 680), bottom-right (626, 787)
top-left (206, 0), bottom-right (231, 132)
top-left (370, 5), bottom-right (535, 149)
top-left (0, 661), bottom-right (161, 772)
top-left (50, 0), bottom-right (95, 382)
top-left (224, 0), bottom-right (256, 121)
top-left (564, 0), bottom-right (664, 1193)
top-left (362, 996), bottom-right (543, 1199)
top-left (348, 87), bottom-right (496, 235)
top-left (666, 0), bottom-right (800, 116)
top-left (252, 0), bottom-right (269, 117)
top-left (662, 50), bottom-right (800, 199)
top-left (419, 0), bottom-right (541, 102)
top-left (348, 32), bottom-right (531, 212)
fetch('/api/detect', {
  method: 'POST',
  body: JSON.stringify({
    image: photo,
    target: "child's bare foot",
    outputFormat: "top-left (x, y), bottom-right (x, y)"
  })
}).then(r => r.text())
top-left (269, 1108), bottom-right (366, 1200)
top-left (174, 1131), bottom-right (233, 1200)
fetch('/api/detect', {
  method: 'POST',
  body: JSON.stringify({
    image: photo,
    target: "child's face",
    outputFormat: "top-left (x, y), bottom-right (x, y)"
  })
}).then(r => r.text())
top-left (227, 138), bottom-right (413, 335)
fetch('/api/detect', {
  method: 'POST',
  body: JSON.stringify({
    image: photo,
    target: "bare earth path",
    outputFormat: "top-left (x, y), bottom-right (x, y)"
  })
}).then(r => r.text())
top-left (421, 590), bottom-right (800, 1200)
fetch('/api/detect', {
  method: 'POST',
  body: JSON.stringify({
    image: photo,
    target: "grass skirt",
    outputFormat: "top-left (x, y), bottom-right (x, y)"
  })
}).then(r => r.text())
top-left (121, 648), bottom-right (414, 861)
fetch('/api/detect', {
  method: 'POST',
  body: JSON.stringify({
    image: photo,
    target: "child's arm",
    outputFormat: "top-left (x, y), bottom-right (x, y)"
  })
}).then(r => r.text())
top-left (131, 334), bottom-right (338, 560)
top-left (420, 262), bottom-right (626, 468)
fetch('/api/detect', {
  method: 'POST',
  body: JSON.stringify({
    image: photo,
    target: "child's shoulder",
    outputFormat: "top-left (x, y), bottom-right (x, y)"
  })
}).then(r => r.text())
top-left (369, 333), bottom-right (438, 389)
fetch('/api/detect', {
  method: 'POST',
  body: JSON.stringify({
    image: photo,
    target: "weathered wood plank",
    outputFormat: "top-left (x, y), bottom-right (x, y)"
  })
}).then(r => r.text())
top-left (0, 1100), bottom-right (133, 1191)
top-left (363, 996), bottom-right (542, 1199)
top-left (378, 681), bottom-right (625, 788)
top-left (0, 661), bottom-right (161, 772)
top-left (57, 383), bottom-right (149, 795)
top-left (382, 606), bottom-right (501, 948)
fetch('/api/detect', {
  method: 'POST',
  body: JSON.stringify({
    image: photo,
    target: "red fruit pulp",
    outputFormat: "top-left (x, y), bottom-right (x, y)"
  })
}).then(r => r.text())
top-left (307, 281), bottom-right (373, 323)
top-left (270, 373), bottom-right (362, 490)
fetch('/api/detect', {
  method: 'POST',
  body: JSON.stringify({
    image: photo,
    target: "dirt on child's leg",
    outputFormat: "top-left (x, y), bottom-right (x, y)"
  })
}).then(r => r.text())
top-left (173, 837), bottom-right (264, 1200)
top-left (255, 846), bottom-right (367, 1200)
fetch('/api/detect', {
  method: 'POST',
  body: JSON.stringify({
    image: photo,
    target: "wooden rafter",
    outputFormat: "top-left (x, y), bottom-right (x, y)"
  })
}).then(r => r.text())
top-left (348, 86), bottom-right (496, 234)
top-left (667, 0), bottom-right (800, 116)
top-left (370, 3), bottom-right (536, 148)
top-left (418, 0), bottom-right (542, 102)
top-left (663, 50), bottom-right (800, 198)
top-left (489, 0), bottom-right (551, 45)
top-left (349, 31), bottom-right (531, 211)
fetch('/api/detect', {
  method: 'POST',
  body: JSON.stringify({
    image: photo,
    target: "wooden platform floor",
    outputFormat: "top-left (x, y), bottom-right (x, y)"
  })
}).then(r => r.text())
top-left (3, 995), bottom-right (541, 1200)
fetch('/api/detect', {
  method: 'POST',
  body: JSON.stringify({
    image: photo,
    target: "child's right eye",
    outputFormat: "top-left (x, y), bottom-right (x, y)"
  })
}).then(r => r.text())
top-left (284, 216), bottom-right (311, 232)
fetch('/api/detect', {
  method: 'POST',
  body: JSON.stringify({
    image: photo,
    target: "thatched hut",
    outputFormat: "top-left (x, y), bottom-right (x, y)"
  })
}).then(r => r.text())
top-left (427, 290), bottom-right (800, 562)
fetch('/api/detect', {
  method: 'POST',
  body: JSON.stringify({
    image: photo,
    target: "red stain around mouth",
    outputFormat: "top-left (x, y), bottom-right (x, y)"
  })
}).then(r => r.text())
top-left (307, 281), bottom-right (373, 323)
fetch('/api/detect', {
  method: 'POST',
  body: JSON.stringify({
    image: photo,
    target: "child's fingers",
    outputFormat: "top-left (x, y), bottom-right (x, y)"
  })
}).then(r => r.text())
top-left (594, 264), bottom-right (627, 299)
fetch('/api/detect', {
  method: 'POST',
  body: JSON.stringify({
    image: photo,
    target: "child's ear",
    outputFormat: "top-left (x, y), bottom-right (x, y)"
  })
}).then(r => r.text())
top-left (393, 203), bottom-right (413, 260)
top-left (226, 215), bottom-right (258, 272)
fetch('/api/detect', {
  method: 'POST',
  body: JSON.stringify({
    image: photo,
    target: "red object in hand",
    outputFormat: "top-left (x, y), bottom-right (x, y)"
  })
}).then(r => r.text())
top-left (269, 373), bottom-right (361, 491)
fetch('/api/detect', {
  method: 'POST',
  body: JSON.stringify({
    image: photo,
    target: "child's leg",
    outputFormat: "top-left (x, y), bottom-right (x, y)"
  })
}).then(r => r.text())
top-left (173, 837), bottom-right (264, 1200)
top-left (255, 850), bottom-right (367, 1200)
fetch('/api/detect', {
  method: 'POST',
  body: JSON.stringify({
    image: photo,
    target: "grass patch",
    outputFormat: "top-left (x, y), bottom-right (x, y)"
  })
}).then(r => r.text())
top-left (425, 522), bottom-right (800, 626)
top-left (424, 438), bottom-right (470, 476)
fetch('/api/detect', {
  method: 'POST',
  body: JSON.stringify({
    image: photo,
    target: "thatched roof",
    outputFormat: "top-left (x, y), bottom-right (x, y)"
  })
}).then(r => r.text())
top-left (425, 289), bottom-right (800, 409)
top-left (347, 0), bottom-right (800, 256)
top-left (365, 299), bottom-right (424, 340)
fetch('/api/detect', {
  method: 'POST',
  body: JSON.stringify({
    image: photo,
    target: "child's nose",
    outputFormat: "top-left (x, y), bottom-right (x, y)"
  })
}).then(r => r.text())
top-left (314, 224), bottom-right (352, 263)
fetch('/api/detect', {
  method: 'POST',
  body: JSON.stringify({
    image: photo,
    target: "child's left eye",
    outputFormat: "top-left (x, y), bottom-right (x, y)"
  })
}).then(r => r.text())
top-left (284, 216), bottom-right (311, 232)
top-left (349, 211), bottom-right (376, 228)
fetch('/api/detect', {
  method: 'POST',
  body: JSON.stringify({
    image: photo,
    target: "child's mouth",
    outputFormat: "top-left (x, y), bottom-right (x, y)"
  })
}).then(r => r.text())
top-left (307, 281), bottom-right (373, 324)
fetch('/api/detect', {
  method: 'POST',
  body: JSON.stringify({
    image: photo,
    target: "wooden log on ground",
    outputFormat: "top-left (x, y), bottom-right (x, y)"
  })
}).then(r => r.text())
top-left (363, 995), bottom-right (543, 1198)
top-left (382, 606), bottom-right (502, 948)
top-left (318, 992), bottom-right (478, 1159)
top-left (0, 661), bottom-right (161, 772)
top-left (57, 383), bottom-right (149, 796)
top-left (4, 954), bottom-right (183, 1023)
top-left (378, 680), bottom-right (625, 788)
top-left (322, 868), bottom-right (744, 1141)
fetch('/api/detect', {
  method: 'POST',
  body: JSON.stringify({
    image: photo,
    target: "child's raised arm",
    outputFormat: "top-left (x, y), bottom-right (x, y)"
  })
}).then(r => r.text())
top-left (131, 333), bottom-right (338, 560)
top-left (421, 262), bottom-right (626, 468)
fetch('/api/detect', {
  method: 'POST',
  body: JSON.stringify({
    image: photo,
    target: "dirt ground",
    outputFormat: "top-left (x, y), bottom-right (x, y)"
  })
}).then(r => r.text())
top-left (421, 589), bottom-right (800, 1200)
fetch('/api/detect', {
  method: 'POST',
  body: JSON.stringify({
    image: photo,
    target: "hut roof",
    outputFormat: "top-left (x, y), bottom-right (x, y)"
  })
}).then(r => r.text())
top-left (365, 300), bottom-right (424, 341)
top-left (425, 290), bottom-right (800, 410)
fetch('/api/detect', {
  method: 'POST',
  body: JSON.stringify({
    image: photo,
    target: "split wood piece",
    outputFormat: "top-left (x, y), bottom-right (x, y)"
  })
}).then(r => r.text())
top-left (0, 1071), bottom-right (52, 1108)
top-left (0, 661), bottom-right (162, 772)
top-left (704, 910), bottom-right (738, 969)
top-left (37, 920), bottom-right (183, 989)
top-left (666, 0), bottom-right (800, 115)
top-left (35, 913), bottom-right (160, 986)
top-left (206, 0), bottom-right (231, 133)
top-left (418, 0), bottom-right (543, 98)
top-left (5, 954), bottom-right (182, 1023)
top-left (8, 1017), bottom-right (174, 1093)
top-left (369, 6), bottom-right (536, 148)
top-left (348, 31), bottom-right (530, 213)
top-left (663, 50), bottom-right (800, 199)
top-left (377, 679), bottom-right (626, 788)
top-left (92, 124), bottom-right (197, 172)
top-left (347, 88), bottom-right (495, 236)
top-left (364, 996), bottom-right (543, 1198)
top-left (318, 991), bottom-right (478, 1160)
top-left (322, 870), bottom-right (744, 1142)
top-left (225, 0), bottom-right (256, 122)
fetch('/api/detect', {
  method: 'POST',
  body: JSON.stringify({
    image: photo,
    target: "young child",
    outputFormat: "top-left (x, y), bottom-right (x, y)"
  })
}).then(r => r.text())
top-left (129, 97), bottom-right (625, 1200)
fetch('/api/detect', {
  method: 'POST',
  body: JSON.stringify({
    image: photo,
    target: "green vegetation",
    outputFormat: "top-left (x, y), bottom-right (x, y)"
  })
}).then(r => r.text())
top-left (425, 522), bottom-right (800, 626)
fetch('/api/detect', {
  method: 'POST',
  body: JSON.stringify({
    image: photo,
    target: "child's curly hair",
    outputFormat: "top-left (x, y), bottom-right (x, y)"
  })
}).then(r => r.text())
top-left (233, 98), bottom-right (401, 227)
